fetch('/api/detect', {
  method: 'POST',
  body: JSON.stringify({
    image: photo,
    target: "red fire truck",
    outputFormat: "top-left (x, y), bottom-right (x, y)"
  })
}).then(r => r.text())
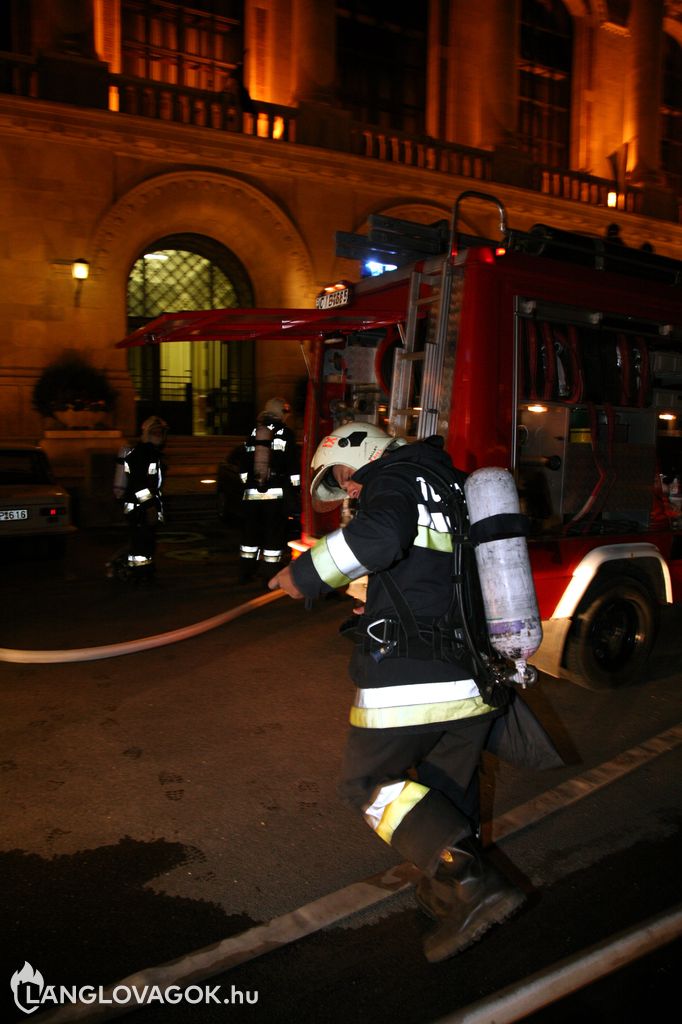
top-left (119, 191), bottom-right (682, 691)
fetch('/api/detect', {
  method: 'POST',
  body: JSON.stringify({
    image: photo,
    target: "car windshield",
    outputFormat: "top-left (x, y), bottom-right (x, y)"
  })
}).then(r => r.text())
top-left (0, 451), bottom-right (52, 485)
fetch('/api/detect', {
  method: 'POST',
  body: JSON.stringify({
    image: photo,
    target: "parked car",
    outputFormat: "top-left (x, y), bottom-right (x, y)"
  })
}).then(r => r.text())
top-left (0, 445), bottom-right (76, 555)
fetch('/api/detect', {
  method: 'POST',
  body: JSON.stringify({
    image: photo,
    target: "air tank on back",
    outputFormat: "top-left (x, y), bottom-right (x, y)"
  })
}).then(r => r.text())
top-left (464, 467), bottom-right (542, 680)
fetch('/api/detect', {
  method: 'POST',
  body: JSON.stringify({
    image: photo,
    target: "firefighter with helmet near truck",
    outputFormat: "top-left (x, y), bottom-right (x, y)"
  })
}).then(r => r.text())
top-left (238, 396), bottom-right (300, 583)
top-left (108, 415), bottom-right (167, 581)
top-left (269, 421), bottom-right (561, 963)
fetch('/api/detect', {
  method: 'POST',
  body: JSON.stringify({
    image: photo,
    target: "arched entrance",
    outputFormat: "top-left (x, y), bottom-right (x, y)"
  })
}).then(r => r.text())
top-left (126, 233), bottom-right (254, 435)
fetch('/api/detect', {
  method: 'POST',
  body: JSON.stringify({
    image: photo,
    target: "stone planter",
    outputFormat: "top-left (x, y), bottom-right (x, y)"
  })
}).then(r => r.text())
top-left (41, 429), bottom-right (124, 485)
top-left (54, 409), bottom-right (111, 430)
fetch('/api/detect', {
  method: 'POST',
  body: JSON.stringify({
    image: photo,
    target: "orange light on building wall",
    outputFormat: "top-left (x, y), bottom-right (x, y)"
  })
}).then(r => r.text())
top-left (71, 259), bottom-right (90, 307)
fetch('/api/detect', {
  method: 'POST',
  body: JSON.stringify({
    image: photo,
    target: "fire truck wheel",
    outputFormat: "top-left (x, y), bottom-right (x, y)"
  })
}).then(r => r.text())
top-left (564, 576), bottom-right (657, 690)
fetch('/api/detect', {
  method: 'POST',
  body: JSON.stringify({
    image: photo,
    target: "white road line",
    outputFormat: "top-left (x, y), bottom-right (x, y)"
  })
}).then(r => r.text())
top-left (487, 721), bottom-right (682, 843)
top-left (34, 722), bottom-right (682, 1023)
top-left (435, 903), bottom-right (682, 1024)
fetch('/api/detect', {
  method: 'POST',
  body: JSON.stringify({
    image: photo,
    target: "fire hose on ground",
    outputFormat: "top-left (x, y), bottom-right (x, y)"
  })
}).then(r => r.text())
top-left (0, 589), bottom-right (285, 664)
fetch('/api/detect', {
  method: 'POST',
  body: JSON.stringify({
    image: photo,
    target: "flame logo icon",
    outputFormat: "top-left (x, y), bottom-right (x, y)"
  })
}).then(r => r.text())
top-left (10, 962), bottom-right (44, 1015)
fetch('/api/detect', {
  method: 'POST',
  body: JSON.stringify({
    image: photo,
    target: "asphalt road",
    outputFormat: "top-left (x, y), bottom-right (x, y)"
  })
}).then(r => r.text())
top-left (1, 516), bottom-right (681, 1023)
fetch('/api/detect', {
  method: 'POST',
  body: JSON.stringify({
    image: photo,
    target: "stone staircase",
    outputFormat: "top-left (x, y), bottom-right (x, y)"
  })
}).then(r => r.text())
top-left (163, 435), bottom-right (240, 486)
top-left (162, 435), bottom-right (242, 519)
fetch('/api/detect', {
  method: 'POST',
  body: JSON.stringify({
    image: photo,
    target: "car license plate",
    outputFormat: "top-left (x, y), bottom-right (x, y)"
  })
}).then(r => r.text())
top-left (0, 509), bottom-right (28, 520)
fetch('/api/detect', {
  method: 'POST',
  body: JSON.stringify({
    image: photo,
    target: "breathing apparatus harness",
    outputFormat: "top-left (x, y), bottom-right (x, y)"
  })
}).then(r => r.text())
top-left (355, 461), bottom-right (534, 707)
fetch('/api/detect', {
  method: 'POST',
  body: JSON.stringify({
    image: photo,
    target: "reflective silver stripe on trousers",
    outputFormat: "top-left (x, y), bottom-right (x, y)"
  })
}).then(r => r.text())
top-left (364, 781), bottom-right (407, 830)
top-left (134, 488), bottom-right (153, 502)
top-left (244, 488), bottom-right (284, 500)
top-left (354, 679), bottom-right (480, 708)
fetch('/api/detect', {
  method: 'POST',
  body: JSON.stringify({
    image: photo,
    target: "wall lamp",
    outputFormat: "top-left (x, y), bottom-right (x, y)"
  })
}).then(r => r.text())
top-left (72, 259), bottom-right (89, 306)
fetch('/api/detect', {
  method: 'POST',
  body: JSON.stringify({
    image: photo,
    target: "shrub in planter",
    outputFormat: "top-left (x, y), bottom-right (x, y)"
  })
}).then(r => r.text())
top-left (32, 351), bottom-right (117, 429)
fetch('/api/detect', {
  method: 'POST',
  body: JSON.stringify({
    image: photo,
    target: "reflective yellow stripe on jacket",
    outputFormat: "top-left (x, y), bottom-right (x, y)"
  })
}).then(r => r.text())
top-left (310, 528), bottom-right (370, 589)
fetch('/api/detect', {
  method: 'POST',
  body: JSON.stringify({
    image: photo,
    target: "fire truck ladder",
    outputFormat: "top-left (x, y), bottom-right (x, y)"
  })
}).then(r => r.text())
top-left (388, 260), bottom-right (455, 438)
top-left (389, 192), bottom-right (508, 440)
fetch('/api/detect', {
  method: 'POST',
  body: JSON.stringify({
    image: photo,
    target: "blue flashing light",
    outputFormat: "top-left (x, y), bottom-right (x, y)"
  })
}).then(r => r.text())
top-left (363, 260), bottom-right (398, 277)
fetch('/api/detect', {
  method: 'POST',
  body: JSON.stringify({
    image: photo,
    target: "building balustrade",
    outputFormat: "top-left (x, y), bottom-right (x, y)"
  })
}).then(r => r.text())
top-left (349, 125), bottom-right (493, 182)
top-left (533, 165), bottom-right (644, 215)
top-left (0, 50), bottom-right (679, 223)
top-left (0, 51), bottom-right (37, 96)
top-left (113, 73), bottom-right (293, 141)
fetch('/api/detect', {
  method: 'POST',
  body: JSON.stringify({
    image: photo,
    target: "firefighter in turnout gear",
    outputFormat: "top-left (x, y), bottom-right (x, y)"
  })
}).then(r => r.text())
top-left (270, 422), bottom-right (561, 963)
top-left (239, 397), bottom-right (300, 582)
top-left (108, 416), bottom-right (167, 581)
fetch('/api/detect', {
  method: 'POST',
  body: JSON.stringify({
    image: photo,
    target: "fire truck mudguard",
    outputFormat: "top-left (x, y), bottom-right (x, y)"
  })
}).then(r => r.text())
top-left (536, 543), bottom-right (670, 689)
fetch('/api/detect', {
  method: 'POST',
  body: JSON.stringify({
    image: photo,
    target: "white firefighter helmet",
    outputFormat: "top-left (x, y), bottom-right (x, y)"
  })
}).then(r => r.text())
top-left (263, 396), bottom-right (291, 420)
top-left (310, 421), bottom-right (402, 509)
top-left (141, 416), bottom-right (168, 444)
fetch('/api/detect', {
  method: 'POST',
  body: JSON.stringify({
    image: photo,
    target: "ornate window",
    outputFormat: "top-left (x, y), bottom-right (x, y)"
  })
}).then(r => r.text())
top-left (335, 1), bottom-right (427, 134)
top-left (121, 0), bottom-right (244, 91)
top-left (518, 0), bottom-right (573, 168)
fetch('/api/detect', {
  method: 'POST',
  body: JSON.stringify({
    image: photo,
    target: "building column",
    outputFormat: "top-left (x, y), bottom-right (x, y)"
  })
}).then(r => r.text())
top-left (577, 13), bottom-right (629, 182)
top-left (245, 0), bottom-right (300, 108)
top-left (292, 0), bottom-right (335, 104)
top-left (628, 0), bottom-right (664, 184)
top-left (428, 1), bottom-right (524, 183)
top-left (291, 0), bottom-right (349, 149)
top-left (478, 0), bottom-right (519, 150)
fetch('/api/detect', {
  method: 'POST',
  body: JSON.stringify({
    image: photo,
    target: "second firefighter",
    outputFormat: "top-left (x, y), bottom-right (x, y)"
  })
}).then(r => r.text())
top-left (238, 397), bottom-right (300, 582)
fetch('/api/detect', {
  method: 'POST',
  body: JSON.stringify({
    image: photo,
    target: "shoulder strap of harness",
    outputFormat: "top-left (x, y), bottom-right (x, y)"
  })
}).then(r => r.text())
top-left (377, 458), bottom-right (510, 707)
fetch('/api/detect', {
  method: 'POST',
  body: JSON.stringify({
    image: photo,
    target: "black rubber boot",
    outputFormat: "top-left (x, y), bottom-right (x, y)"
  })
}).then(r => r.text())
top-left (417, 837), bottom-right (526, 963)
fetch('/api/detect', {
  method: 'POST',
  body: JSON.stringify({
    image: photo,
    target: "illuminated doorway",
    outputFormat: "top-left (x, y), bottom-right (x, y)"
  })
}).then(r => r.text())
top-left (127, 233), bottom-right (254, 435)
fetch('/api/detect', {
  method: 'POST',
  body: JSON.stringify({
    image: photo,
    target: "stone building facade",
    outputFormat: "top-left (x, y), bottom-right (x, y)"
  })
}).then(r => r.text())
top-left (0, 0), bottom-right (681, 442)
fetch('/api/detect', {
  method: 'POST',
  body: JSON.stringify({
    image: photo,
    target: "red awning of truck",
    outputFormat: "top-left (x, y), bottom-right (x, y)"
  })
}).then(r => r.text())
top-left (116, 306), bottom-right (408, 348)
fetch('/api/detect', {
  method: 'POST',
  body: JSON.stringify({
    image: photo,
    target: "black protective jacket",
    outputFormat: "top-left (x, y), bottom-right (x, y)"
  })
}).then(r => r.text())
top-left (120, 441), bottom-right (164, 520)
top-left (291, 436), bottom-right (499, 730)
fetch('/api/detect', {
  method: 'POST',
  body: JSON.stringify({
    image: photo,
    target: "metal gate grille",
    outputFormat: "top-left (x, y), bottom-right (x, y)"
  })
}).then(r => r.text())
top-left (128, 249), bottom-right (238, 316)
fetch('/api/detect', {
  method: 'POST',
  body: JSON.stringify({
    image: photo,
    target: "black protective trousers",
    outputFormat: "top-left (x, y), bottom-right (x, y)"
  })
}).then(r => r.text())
top-left (338, 714), bottom-right (499, 876)
top-left (127, 505), bottom-right (159, 563)
top-left (239, 498), bottom-right (289, 565)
